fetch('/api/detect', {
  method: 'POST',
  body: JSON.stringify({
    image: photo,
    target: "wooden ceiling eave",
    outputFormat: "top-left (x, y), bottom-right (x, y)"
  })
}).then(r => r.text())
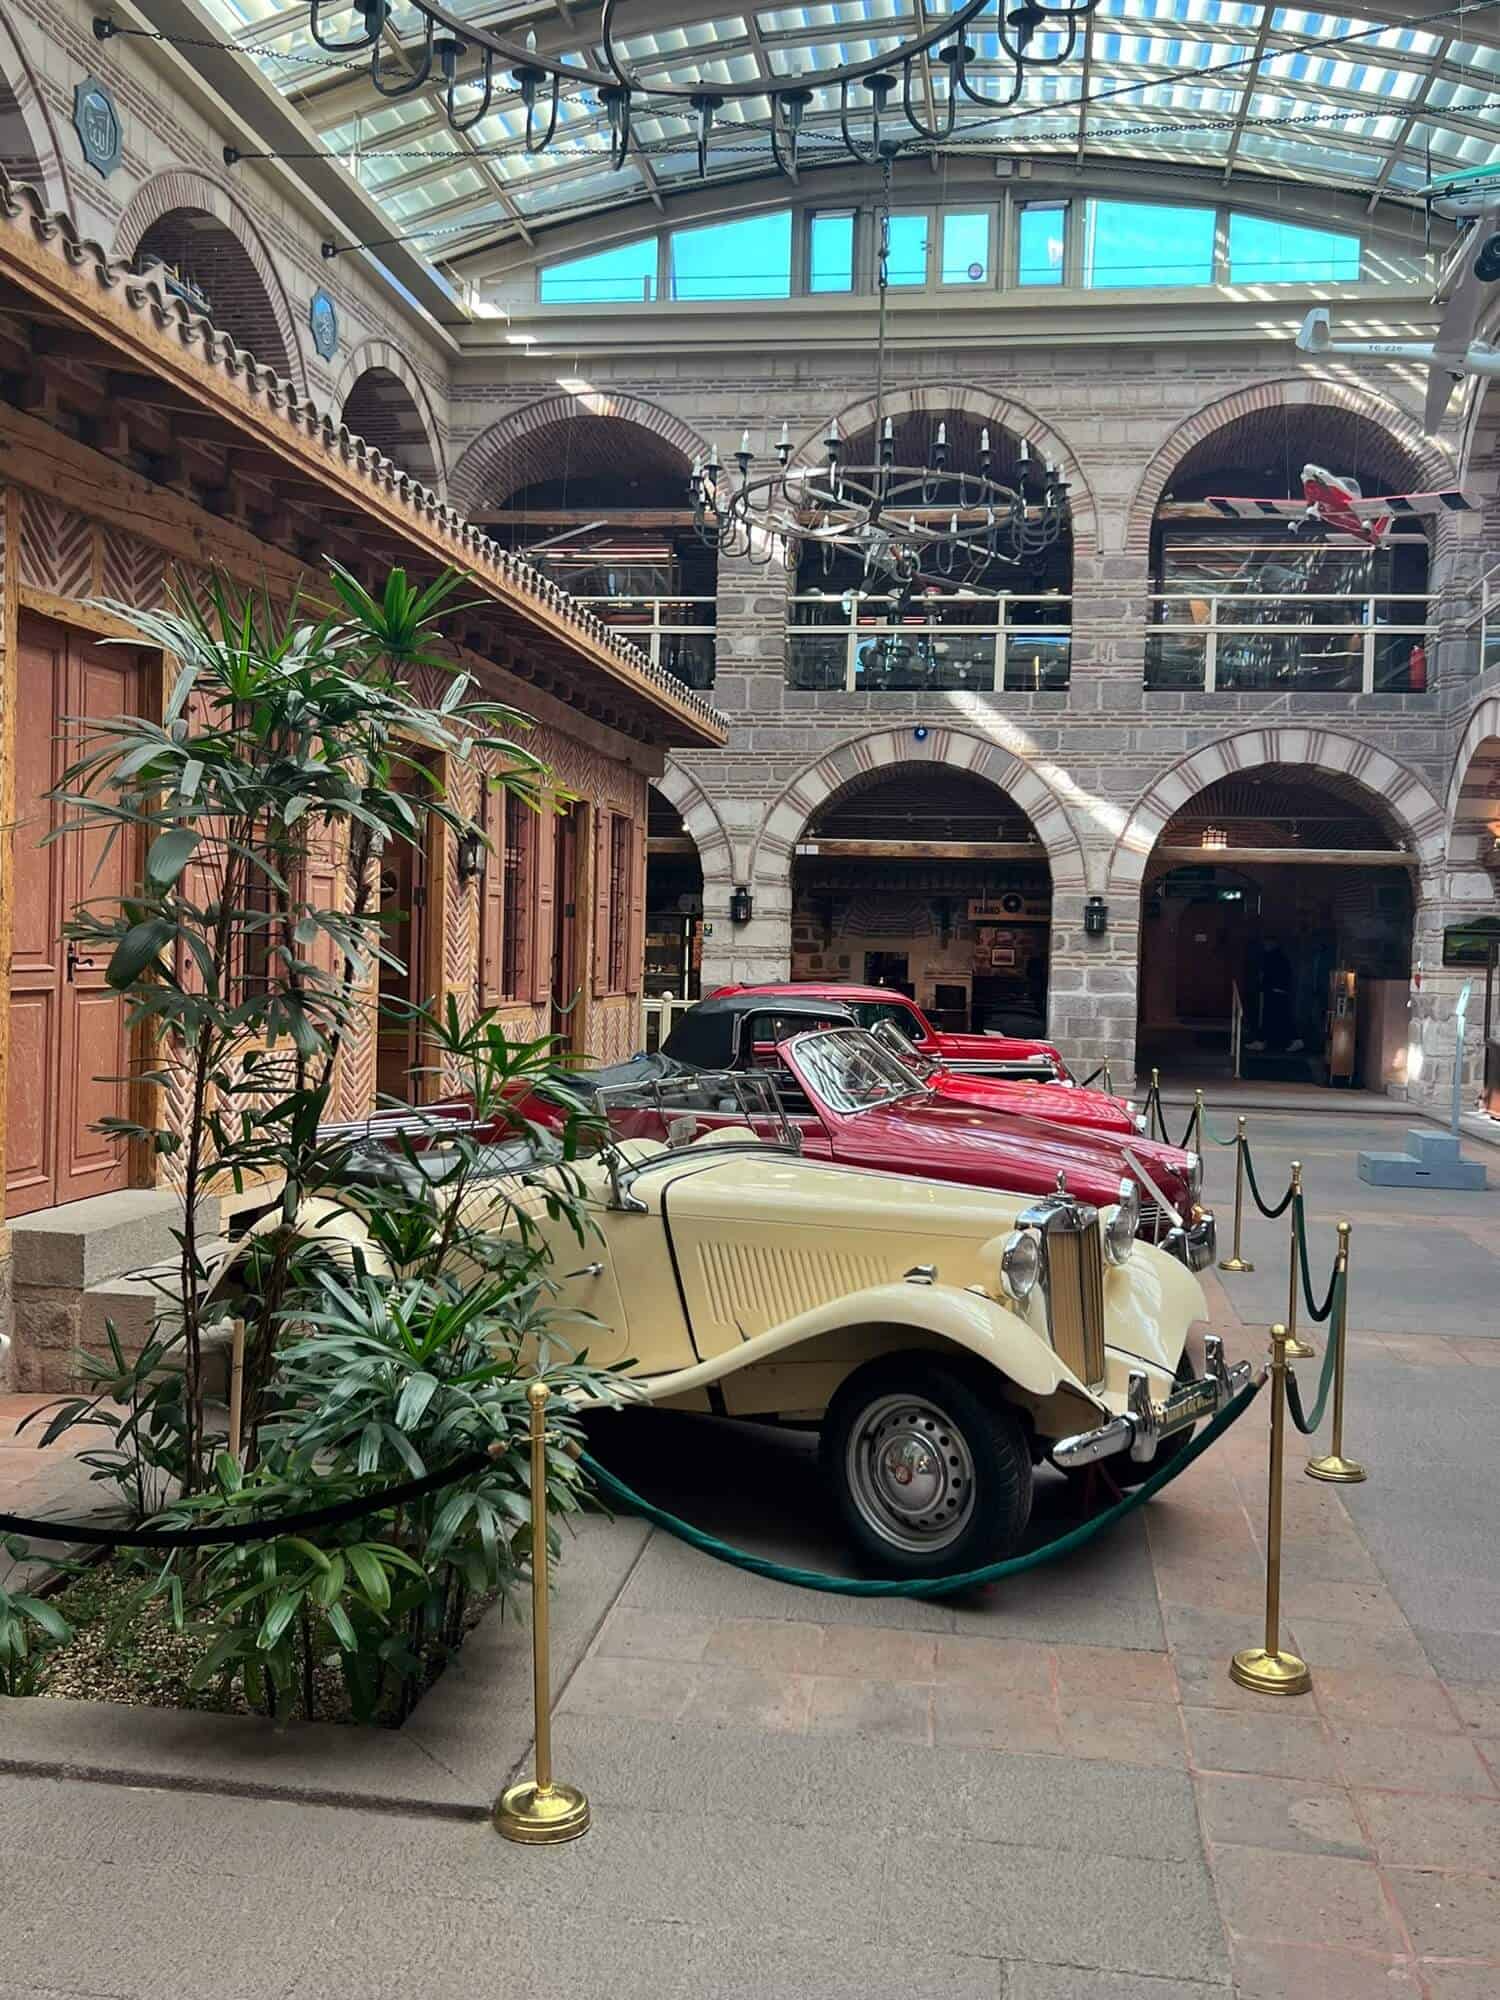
top-left (0, 189), bottom-right (725, 751)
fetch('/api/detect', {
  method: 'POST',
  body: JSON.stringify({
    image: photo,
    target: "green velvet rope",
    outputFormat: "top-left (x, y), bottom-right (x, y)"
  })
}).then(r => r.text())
top-left (578, 1379), bottom-right (1262, 1601)
top-left (1285, 1285), bottom-right (1343, 1435)
top-left (1293, 1195), bottom-right (1339, 1323)
top-left (1242, 1141), bottom-right (1294, 1219)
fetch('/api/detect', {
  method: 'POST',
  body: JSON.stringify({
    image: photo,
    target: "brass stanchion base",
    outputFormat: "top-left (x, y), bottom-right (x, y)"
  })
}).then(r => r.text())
top-left (1218, 1256), bottom-right (1254, 1272)
top-left (1229, 1646), bottom-right (1312, 1697)
top-left (1306, 1452), bottom-right (1367, 1485)
top-left (1284, 1334), bottom-right (1317, 1361)
top-left (494, 1780), bottom-right (591, 1845)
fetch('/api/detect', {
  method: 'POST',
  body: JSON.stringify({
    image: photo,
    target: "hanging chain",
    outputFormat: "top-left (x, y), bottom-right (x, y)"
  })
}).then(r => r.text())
top-left (873, 153), bottom-right (892, 451)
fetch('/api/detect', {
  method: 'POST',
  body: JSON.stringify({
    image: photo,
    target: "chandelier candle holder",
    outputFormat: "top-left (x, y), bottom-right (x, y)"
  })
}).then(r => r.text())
top-left (302, 0), bottom-right (1099, 180)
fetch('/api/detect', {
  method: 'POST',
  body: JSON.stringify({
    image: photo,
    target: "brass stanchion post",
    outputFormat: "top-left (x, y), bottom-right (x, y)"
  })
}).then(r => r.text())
top-left (1219, 1118), bottom-right (1254, 1272)
top-left (1150, 1066), bottom-right (1161, 1139)
top-left (1191, 1087), bottom-right (1205, 1151)
top-left (494, 1381), bottom-right (591, 1844)
top-left (1103, 1060), bottom-right (1113, 1096)
top-left (1307, 1220), bottom-right (1366, 1485)
top-left (1283, 1161), bottom-right (1316, 1360)
top-left (1230, 1323), bottom-right (1312, 1697)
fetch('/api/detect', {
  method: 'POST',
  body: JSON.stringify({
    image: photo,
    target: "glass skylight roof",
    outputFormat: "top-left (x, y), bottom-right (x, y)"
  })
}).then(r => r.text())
top-left (197, 0), bottom-right (1500, 265)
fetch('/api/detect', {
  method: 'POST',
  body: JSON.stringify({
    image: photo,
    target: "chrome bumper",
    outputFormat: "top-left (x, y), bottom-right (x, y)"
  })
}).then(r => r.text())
top-left (1050, 1335), bottom-right (1252, 1471)
top-left (1163, 1208), bottom-right (1216, 1272)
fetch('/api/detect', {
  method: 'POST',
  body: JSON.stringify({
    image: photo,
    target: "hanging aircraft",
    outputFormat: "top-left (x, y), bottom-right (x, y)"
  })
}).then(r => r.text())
top-left (1204, 463), bottom-right (1479, 549)
top-left (1294, 171), bottom-right (1500, 432)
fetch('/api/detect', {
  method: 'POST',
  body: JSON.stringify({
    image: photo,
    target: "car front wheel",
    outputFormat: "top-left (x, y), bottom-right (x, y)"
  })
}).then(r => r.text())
top-left (821, 1356), bottom-right (1033, 1579)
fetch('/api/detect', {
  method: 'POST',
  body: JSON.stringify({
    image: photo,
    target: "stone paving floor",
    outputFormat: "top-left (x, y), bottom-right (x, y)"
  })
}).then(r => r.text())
top-left (0, 1108), bottom-right (1497, 1999)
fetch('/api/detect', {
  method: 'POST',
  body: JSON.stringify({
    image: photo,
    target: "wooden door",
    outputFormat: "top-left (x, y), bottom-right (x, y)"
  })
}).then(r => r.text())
top-left (550, 805), bottom-right (582, 1052)
top-left (6, 618), bottom-right (141, 1216)
top-left (374, 755), bottom-right (438, 1106)
top-left (1174, 898), bottom-right (1243, 1024)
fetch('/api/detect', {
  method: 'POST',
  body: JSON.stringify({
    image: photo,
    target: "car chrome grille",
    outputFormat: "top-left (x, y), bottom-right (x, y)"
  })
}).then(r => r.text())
top-left (1042, 1215), bottom-right (1107, 1391)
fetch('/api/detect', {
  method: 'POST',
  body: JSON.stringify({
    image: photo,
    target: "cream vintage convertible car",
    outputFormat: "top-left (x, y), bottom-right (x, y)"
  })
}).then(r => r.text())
top-left (266, 1074), bottom-right (1248, 1578)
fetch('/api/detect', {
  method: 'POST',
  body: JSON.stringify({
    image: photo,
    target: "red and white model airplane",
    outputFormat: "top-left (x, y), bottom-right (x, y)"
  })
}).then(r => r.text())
top-left (1204, 463), bottom-right (1478, 549)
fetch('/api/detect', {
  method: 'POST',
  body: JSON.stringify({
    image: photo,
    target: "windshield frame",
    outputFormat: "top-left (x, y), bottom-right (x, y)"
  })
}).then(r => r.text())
top-left (781, 1026), bottom-right (932, 1118)
top-left (594, 1069), bottom-right (801, 1207)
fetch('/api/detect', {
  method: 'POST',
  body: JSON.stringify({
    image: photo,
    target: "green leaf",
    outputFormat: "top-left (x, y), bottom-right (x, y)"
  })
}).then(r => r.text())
top-left (346, 1544), bottom-right (391, 1612)
top-left (11, 1595), bottom-right (71, 1643)
top-left (257, 1591), bottom-right (304, 1653)
top-left (145, 827), bottom-right (199, 889)
top-left (107, 918), bottom-right (177, 989)
top-left (394, 1371), bottom-right (439, 1431)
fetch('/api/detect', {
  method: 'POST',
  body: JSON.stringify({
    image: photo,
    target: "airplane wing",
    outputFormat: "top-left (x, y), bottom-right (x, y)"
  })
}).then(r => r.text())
top-left (1203, 496), bottom-right (1308, 521)
top-left (1343, 488), bottom-right (1479, 520)
top-left (1434, 197), bottom-right (1500, 368)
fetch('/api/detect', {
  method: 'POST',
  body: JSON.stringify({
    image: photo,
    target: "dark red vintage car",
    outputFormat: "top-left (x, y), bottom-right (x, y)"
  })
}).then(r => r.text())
top-left (527, 998), bottom-right (1213, 1269)
top-left (710, 981), bottom-right (1071, 1083)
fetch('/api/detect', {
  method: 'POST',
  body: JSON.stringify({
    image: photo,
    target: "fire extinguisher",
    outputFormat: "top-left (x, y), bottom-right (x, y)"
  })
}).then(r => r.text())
top-left (1409, 641), bottom-right (1428, 693)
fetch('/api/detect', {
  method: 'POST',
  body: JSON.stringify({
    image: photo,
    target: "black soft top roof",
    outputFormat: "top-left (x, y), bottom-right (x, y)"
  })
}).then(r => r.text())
top-left (662, 993), bottom-right (856, 1069)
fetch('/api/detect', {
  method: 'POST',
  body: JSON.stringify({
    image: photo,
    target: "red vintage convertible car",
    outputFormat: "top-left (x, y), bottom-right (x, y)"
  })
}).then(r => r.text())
top-left (711, 981), bottom-right (1071, 1084)
top-left (533, 997), bottom-right (1213, 1269)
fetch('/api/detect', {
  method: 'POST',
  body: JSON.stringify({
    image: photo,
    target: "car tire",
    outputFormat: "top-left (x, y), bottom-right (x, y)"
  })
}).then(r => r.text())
top-left (821, 1355), bottom-right (1033, 1580)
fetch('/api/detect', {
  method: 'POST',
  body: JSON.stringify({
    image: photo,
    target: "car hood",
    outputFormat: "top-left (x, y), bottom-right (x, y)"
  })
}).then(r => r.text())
top-left (826, 1098), bottom-right (1189, 1209)
top-left (927, 1072), bottom-right (1136, 1133)
top-left (931, 1029), bottom-right (1063, 1062)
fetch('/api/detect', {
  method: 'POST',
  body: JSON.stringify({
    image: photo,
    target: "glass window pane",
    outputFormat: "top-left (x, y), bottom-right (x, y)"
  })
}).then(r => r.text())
top-left (670, 210), bottom-right (792, 300)
top-left (539, 237), bottom-right (657, 304)
top-left (810, 211), bottom-right (854, 293)
top-left (887, 211), bottom-right (929, 286)
top-left (1017, 204), bottom-right (1066, 286)
top-left (941, 211), bottom-right (990, 285)
top-left (1085, 201), bottom-right (1216, 288)
top-left (1228, 213), bottom-right (1361, 284)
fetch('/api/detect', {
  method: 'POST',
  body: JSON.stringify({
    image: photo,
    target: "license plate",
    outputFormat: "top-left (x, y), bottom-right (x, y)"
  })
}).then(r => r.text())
top-left (1161, 1380), bottom-right (1218, 1432)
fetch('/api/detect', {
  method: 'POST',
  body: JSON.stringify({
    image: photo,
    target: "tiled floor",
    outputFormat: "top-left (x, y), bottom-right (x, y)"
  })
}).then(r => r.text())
top-left (2, 1109), bottom-right (1498, 1998)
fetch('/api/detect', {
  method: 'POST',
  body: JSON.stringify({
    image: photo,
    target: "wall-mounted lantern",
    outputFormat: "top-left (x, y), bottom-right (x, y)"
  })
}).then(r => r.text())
top-left (1084, 895), bottom-right (1109, 938)
top-left (729, 885), bottom-right (754, 926)
top-left (456, 824), bottom-right (486, 884)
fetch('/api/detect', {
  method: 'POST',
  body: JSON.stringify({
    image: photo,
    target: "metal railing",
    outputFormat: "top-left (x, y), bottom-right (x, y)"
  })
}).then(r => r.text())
top-left (1144, 591), bottom-right (1430, 695)
top-left (787, 593), bottom-right (1072, 693)
top-left (572, 596), bottom-right (717, 690)
top-left (1484, 577), bottom-right (1500, 677)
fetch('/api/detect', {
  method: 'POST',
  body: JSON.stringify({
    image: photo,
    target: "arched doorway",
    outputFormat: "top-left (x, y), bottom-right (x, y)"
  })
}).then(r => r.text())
top-left (793, 764), bottom-right (1052, 1035)
top-left (1137, 767), bottom-right (1415, 1087)
top-left (1147, 404), bottom-right (1438, 697)
top-left (130, 208), bottom-right (294, 379)
top-left (789, 409), bottom-right (1073, 697)
top-left (341, 366), bottom-right (440, 486)
top-left (645, 785), bottom-right (703, 1002)
top-left (1448, 716), bottom-right (1500, 1113)
top-left (465, 405), bottom-right (716, 690)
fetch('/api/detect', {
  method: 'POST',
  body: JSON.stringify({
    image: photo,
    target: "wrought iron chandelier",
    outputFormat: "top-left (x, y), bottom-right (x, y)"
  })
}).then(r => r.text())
top-left (306, 0), bottom-right (1100, 178)
top-left (687, 162), bottom-right (1070, 592)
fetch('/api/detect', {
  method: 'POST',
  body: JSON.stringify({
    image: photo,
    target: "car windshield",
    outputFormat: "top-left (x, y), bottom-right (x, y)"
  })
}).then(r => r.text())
top-left (847, 998), bottom-right (924, 1040)
top-left (594, 1069), bottom-right (798, 1160)
top-left (869, 1017), bottom-right (937, 1077)
top-left (786, 1028), bottom-right (929, 1116)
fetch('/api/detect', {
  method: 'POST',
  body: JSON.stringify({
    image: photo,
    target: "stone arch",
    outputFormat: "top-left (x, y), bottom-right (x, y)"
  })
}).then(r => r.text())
top-left (1447, 693), bottom-right (1500, 877)
top-left (790, 384), bottom-right (1099, 560)
top-left (1123, 377), bottom-right (1456, 558)
top-left (0, 13), bottom-right (69, 208)
top-left (1108, 729), bottom-right (1448, 898)
top-left (112, 168), bottom-right (304, 389)
top-left (654, 761), bottom-right (735, 882)
top-left (751, 725), bottom-right (1090, 894)
top-left (450, 391), bottom-right (711, 514)
top-left (337, 342), bottom-right (445, 490)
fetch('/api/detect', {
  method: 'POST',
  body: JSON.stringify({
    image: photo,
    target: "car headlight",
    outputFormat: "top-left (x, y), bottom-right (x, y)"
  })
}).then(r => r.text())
top-left (1104, 1177), bottom-right (1139, 1266)
top-left (1184, 1150), bottom-right (1204, 1202)
top-left (998, 1229), bottom-right (1041, 1303)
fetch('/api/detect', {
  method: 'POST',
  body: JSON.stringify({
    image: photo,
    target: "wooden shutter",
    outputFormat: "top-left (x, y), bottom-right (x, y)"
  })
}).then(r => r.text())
top-left (626, 814), bottom-right (646, 996)
top-left (529, 794), bottom-right (557, 1005)
top-left (591, 807), bottom-right (611, 997)
top-left (479, 776), bottom-right (505, 1006)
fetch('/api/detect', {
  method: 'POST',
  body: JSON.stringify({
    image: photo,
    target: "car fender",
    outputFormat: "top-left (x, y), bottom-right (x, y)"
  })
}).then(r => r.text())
top-left (633, 1278), bottom-right (1107, 1414)
top-left (204, 1194), bottom-right (390, 1298)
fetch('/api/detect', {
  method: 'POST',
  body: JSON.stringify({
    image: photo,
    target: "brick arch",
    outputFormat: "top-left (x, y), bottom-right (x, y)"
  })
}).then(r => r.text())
top-left (790, 384), bottom-right (1098, 560)
top-left (0, 14), bottom-right (70, 209)
top-left (1107, 729), bottom-right (1448, 898)
top-left (1123, 377), bottom-right (1456, 558)
top-left (750, 726), bottom-right (1089, 894)
top-left (449, 392), bottom-right (711, 514)
top-left (336, 340), bottom-right (446, 492)
top-left (654, 763), bottom-right (736, 882)
top-left (112, 168), bottom-right (305, 391)
top-left (1447, 694), bottom-right (1500, 876)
